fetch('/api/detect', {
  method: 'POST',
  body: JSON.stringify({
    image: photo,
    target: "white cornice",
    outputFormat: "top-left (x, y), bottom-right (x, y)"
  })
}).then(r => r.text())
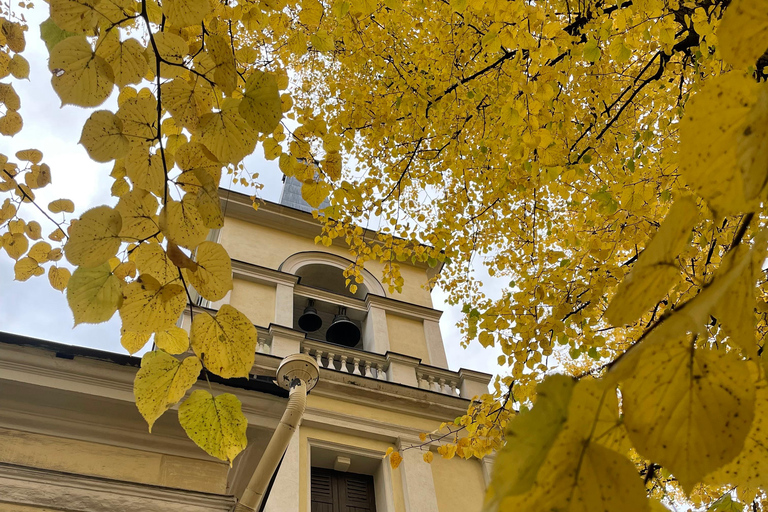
top-left (0, 462), bottom-right (235, 512)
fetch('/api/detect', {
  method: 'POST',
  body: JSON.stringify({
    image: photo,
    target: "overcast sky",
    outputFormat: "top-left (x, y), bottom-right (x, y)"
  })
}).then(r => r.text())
top-left (0, 7), bottom-right (504, 377)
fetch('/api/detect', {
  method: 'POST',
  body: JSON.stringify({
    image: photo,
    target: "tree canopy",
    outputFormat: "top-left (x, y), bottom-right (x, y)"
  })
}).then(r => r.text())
top-left (2, 0), bottom-right (768, 509)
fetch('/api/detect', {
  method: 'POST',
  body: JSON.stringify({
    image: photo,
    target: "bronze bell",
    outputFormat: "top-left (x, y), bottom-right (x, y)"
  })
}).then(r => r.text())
top-left (298, 299), bottom-right (323, 332)
top-left (325, 307), bottom-right (361, 347)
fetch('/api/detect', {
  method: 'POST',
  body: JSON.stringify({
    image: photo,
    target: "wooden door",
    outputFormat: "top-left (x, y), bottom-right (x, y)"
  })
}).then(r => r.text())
top-left (311, 468), bottom-right (377, 512)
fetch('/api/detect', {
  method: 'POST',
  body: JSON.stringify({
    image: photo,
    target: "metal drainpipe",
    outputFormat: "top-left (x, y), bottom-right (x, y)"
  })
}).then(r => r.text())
top-left (233, 354), bottom-right (320, 512)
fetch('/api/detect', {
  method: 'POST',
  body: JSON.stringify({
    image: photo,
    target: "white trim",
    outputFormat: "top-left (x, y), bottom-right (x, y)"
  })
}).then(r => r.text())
top-left (280, 251), bottom-right (387, 297)
top-left (0, 462), bottom-right (235, 512)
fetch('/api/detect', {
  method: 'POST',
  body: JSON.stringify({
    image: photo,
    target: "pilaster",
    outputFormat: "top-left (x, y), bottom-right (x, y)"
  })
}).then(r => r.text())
top-left (268, 325), bottom-right (305, 358)
top-left (398, 438), bottom-right (439, 512)
top-left (274, 282), bottom-right (294, 328)
top-left (423, 319), bottom-right (448, 369)
top-left (263, 427), bottom-right (301, 512)
top-left (458, 369), bottom-right (492, 400)
top-left (385, 352), bottom-right (421, 387)
top-left (363, 305), bottom-right (390, 354)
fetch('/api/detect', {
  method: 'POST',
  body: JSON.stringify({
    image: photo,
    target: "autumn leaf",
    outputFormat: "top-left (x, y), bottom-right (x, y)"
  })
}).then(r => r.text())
top-left (66, 262), bottom-right (122, 324)
top-left (190, 305), bottom-right (257, 379)
top-left (184, 241), bottom-right (233, 301)
top-left (178, 390), bottom-right (248, 464)
top-left (120, 274), bottom-right (187, 333)
top-left (64, 205), bottom-right (122, 267)
top-left (49, 35), bottom-right (114, 107)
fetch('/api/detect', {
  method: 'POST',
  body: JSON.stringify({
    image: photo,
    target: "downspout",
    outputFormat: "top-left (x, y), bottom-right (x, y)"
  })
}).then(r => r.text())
top-left (233, 354), bottom-right (320, 512)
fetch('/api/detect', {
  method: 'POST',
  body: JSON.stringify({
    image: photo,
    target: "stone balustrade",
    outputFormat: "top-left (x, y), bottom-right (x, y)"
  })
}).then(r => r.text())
top-left (301, 339), bottom-right (388, 380)
top-left (416, 367), bottom-right (460, 397)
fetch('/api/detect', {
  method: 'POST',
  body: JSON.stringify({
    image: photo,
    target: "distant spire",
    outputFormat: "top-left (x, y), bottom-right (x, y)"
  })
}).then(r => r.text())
top-left (279, 174), bottom-right (330, 213)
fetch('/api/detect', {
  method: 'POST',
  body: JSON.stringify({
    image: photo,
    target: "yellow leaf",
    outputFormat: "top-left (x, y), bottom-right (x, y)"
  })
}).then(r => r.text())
top-left (423, 451), bottom-right (434, 463)
top-left (125, 144), bottom-right (165, 196)
top-left (301, 179), bottom-right (331, 208)
top-left (120, 274), bottom-right (187, 333)
top-left (25, 221), bottom-right (42, 240)
top-left (705, 384), bottom-right (768, 491)
top-left (49, 35), bottom-right (114, 107)
top-left (717, 0), bottom-right (768, 69)
top-left (239, 70), bottom-right (282, 134)
top-left (134, 350), bottom-right (201, 431)
top-left (9, 54), bottom-right (30, 79)
top-left (113, 260), bottom-right (137, 280)
top-left (0, 110), bottom-right (23, 136)
top-left (489, 378), bottom-right (647, 512)
top-left (389, 451), bottom-right (403, 469)
top-left (66, 262), bottom-right (123, 324)
top-left (175, 142), bottom-right (222, 192)
top-left (79, 110), bottom-right (130, 162)
top-left (491, 375), bottom-right (574, 497)
top-left (678, 73), bottom-right (761, 216)
top-left (15, 149), bottom-right (43, 164)
top-left (50, 0), bottom-right (105, 33)
top-left (133, 242), bottom-right (179, 285)
top-left (166, 241), bottom-right (198, 271)
top-left (154, 326), bottom-right (190, 354)
top-left (310, 30), bottom-right (334, 52)
top-left (207, 35), bottom-right (236, 96)
top-left (620, 333), bottom-right (755, 492)
top-left (322, 151), bottom-right (342, 181)
top-left (0, 198), bottom-right (17, 222)
top-left (300, 0), bottom-right (324, 27)
top-left (162, 78), bottom-right (213, 132)
top-left (159, 197), bottom-right (208, 249)
top-left (146, 31), bottom-right (188, 79)
top-left (162, 0), bottom-right (212, 27)
top-left (14, 257), bottom-right (44, 281)
top-left (121, 329), bottom-right (151, 354)
top-left (48, 266), bottom-right (71, 291)
top-left (178, 389), bottom-right (247, 463)
top-left (2, 232), bottom-right (28, 260)
top-left (49, 228), bottom-right (67, 242)
top-left (116, 94), bottom-right (157, 141)
top-left (383, 447), bottom-right (394, 458)
top-left (190, 304), bottom-right (257, 378)
top-left (48, 198), bottom-right (75, 213)
top-left (48, 248), bottom-right (64, 262)
top-left (0, 83), bottom-right (20, 110)
top-left (196, 103), bottom-right (257, 165)
top-left (64, 205), bottom-right (122, 267)
top-left (1, 20), bottom-right (26, 52)
top-left (25, 164), bottom-right (52, 189)
top-left (28, 241), bottom-right (52, 263)
top-left (184, 241), bottom-right (233, 301)
top-left (605, 197), bottom-right (699, 326)
top-left (115, 188), bottom-right (159, 241)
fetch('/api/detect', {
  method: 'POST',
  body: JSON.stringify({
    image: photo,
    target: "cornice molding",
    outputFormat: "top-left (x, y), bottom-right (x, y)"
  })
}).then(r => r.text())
top-left (0, 462), bottom-right (236, 512)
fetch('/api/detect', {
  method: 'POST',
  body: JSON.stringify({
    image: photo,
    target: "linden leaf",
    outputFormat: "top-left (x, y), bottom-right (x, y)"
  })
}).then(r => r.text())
top-left (705, 384), bottom-right (768, 491)
top-left (48, 198), bottom-right (75, 213)
top-left (146, 31), bottom-right (188, 79)
top-left (207, 35), bottom-right (236, 96)
top-left (301, 179), bottom-right (331, 208)
top-left (175, 142), bottom-right (222, 192)
top-left (190, 304), bottom-right (257, 379)
top-left (0, 83), bottom-right (20, 110)
top-left (159, 196), bottom-right (208, 249)
top-left (423, 451), bottom-right (434, 463)
top-left (717, 0), bottom-right (768, 69)
top-left (389, 451), bottom-right (403, 469)
top-left (491, 375), bottom-right (575, 497)
top-left (66, 262), bottom-right (122, 324)
top-left (1, 20), bottom-right (26, 52)
top-left (620, 333), bottom-right (755, 492)
top-left (9, 54), bottom-right (30, 79)
top-left (196, 100), bottom-right (257, 165)
top-left (154, 326), bottom-right (190, 354)
top-left (299, 0), bottom-right (324, 28)
top-left (14, 257), bottom-right (44, 281)
top-left (167, 241), bottom-right (198, 271)
top-left (48, 266), bottom-right (71, 291)
top-left (134, 350), bottom-right (202, 431)
top-left (50, 0), bottom-right (105, 33)
top-left (64, 205), bottom-right (123, 267)
top-left (178, 390), bottom-right (248, 464)
top-left (162, 0), bottom-right (212, 27)
top-left (0, 111), bottom-right (22, 135)
top-left (184, 241), bottom-right (233, 302)
top-left (133, 242), bottom-right (179, 285)
top-left (120, 274), bottom-right (187, 333)
top-left (39, 17), bottom-right (77, 51)
top-left (80, 110), bottom-right (130, 162)
top-left (95, 31), bottom-right (147, 88)
top-left (15, 149), bottom-right (43, 164)
top-left (121, 329), bottom-right (151, 354)
top-left (605, 197), bottom-right (699, 326)
top-left (49, 35), bottom-right (114, 107)
top-left (2, 232), bottom-right (27, 260)
top-left (116, 95), bottom-right (157, 142)
top-left (678, 73), bottom-right (762, 215)
top-left (162, 78), bottom-right (213, 132)
top-left (239, 70), bottom-right (282, 134)
top-left (115, 188), bottom-right (159, 241)
top-left (28, 241), bottom-right (52, 263)
top-left (125, 144), bottom-right (165, 196)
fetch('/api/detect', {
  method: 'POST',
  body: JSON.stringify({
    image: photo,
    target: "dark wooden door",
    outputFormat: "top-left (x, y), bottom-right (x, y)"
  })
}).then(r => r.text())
top-left (311, 468), bottom-right (377, 512)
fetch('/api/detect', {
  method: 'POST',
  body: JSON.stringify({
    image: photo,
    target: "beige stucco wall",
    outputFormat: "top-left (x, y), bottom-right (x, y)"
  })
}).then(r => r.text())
top-left (230, 278), bottom-right (277, 327)
top-left (0, 427), bottom-right (228, 494)
top-left (386, 313), bottom-right (430, 364)
top-left (221, 218), bottom-right (434, 307)
top-left (0, 505), bottom-right (65, 512)
top-left (431, 454), bottom-right (486, 512)
top-left (308, 395), bottom-right (439, 433)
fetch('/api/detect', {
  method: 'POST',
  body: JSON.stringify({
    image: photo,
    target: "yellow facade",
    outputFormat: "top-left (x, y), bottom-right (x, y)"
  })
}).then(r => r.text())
top-left (0, 191), bottom-right (492, 512)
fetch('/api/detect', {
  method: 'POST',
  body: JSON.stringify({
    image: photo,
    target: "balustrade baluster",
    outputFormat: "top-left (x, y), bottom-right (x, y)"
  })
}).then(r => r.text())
top-left (364, 361), bottom-right (373, 378)
top-left (352, 357), bottom-right (362, 375)
top-left (377, 363), bottom-right (387, 380)
top-left (315, 349), bottom-right (323, 368)
top-left (438, 378), bottom-right (447, 394)
top-left (339, 355), bottom-right (349, 373)
top-left (326, 352), bottom-right (336, 371)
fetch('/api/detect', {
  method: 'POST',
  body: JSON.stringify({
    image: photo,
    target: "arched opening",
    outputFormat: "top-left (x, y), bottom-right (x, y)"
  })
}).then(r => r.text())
top-left (295, 264), bottom-right (369, 300)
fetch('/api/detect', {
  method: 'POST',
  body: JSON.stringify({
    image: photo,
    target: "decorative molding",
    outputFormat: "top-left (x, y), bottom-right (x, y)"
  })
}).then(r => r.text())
top-left (279, 251), bottom-right (387, 296)
top-left (367, 294), bottom-right (443, 322)
top-left (232, 259), bottom-right (299, 287)
top-left (0, 462), bottom-right (235, 512)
